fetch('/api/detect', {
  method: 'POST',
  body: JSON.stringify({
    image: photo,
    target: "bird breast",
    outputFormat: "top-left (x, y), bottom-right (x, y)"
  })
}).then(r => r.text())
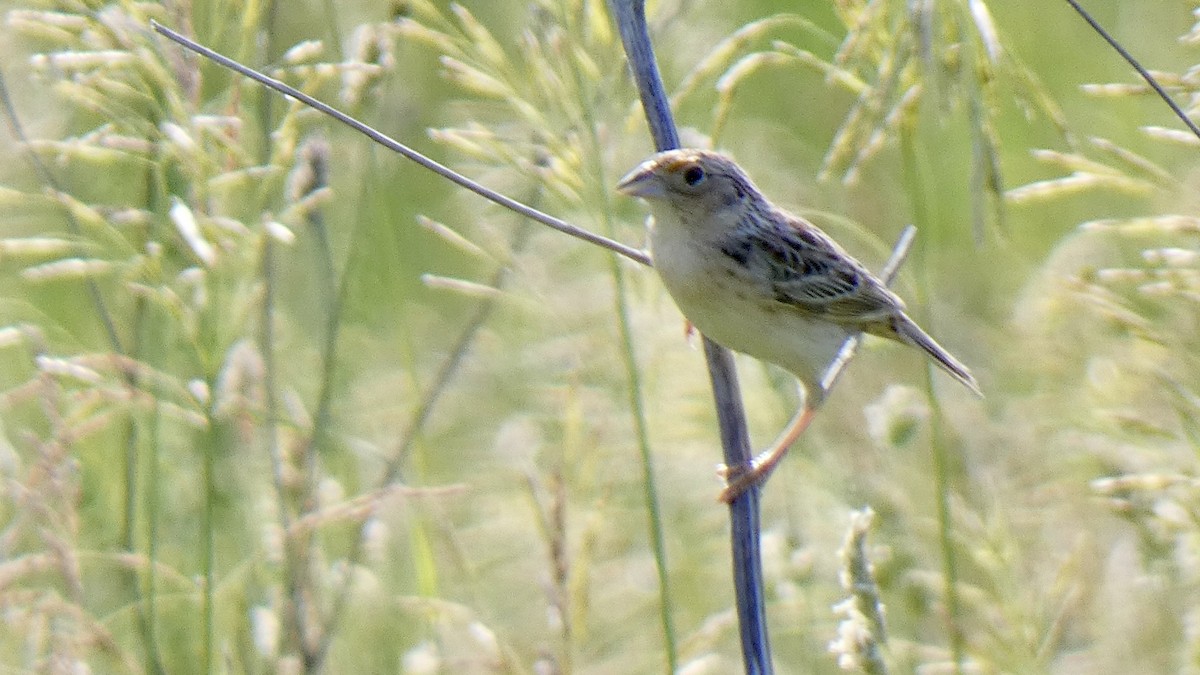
top-left (648, 206), bottom-right (853, 392)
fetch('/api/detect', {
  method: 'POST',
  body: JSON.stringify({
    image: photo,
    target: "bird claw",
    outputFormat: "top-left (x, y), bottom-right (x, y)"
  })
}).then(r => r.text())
top-left (716, 461), bottom-right (764, 503)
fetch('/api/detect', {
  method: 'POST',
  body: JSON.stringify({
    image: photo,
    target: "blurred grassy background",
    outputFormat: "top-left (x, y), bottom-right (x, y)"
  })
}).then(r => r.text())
top-left (1, 0), bottom-right (1199, 673)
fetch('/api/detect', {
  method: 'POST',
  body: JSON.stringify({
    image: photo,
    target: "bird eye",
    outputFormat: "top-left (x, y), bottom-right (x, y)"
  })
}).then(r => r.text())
top-left (682, 165), bottom-right (706, 186)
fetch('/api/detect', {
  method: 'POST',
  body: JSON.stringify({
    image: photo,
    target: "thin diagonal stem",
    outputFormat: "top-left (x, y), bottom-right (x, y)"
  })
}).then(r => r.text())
top-left (311, 201), bottom-right (539, 669)
top-left (149, 22), bottom-right (651, 268)
top-left (1063, 0), bottom-right (1200, 142)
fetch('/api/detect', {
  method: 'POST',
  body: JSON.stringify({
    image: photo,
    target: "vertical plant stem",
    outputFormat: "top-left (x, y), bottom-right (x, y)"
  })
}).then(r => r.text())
top-left (135, 123), bottom-right (171, 675)
top-left (260, 231), bottom-right (318, 669)
top-left (302, 155), bottom-right (375, 674)
top-left (202, 410), bottom-right (218, 675)
top-left (253, 3), bottom-right (342, 662)
top-left (294, 171), bottom-right (351, 675)
top-left (609, 1), bottom-right (772, 672)
top-left (144, 400), bottom-right (165, 675)
top-left (311, 211), bottom-right (530, 668)
top-left (603, 177), bottom-right (680, 674)
top-left (563, 4), bottom-right (677, 666)
top-left (900, 123), bottom-right (965, 672)
top-left (611, 1), bottom-right (679, 150)
top-left (703, 341), bottom-right (771, 673)
top-left (926, 358), bottom-right (964, 670)
top-left (119, 305), bottom-right (148, 668)
top-left (3, 62), bottom-right (170, 670)
top-left (129, 298), bottom-right (168, 675)
top-left (199, 251), bottom-right (224, 675)
top-left (306, 156), bottom-right (538, 671)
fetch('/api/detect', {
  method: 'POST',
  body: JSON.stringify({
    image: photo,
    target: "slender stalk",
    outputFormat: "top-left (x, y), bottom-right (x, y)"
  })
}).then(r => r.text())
top-left (309, 171), bottom-right (545, 670)
top-left (900, 122), bottom-right (965, 672)
top-left (149, 22), bottom-right (651, 268)
top-left (136, 100), bottom-right (171, 675)
top-left (119, 303), bottom-right (146, 666)
top-left (597, 89), bottom-right (681, 675)
top-left (144, 399), bottom-right (166, 675)
top-left (260, 231), bottom-right (318, 668)
top-left (608, 2), bottom-right (772, 672)
top-left (703, 339), bottom-right (771, 673)
top-left (201, 409), bottom-right (218, 675)
top-left (1, 62), bottom-right (171, 672)
top-left (300, 183), bottom-right (354, 675)
top-left (300, 146), bottom-right (372, 674)
top-left (611, 2), bottom-right (679, 151)
top-left (129, 299), bottom-right (168, 675)
top-left (1063, 0), bottom-right (1200, 142)
top-left (198, 222), bottom-right (228, 675)
top-left (563, 3), bottom-right (677, 667)
top-left (926, 354), bottom-right (965, 670)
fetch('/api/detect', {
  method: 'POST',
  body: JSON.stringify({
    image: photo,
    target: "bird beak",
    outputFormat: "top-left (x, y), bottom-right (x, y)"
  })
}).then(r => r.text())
top-left (616, 162), bottom-right (665, 199)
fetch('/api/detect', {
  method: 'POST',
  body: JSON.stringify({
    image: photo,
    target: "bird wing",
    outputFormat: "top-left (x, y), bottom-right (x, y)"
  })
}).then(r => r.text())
top-left (720, 212), bottom-right (904, 326)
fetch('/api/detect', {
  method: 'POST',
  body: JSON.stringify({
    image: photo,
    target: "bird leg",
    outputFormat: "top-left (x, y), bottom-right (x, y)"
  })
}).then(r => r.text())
top-left (718, 404), bottom-right (816, 503)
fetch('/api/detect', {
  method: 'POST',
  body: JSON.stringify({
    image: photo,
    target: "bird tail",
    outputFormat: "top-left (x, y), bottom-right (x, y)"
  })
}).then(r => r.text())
top-left (889, 315), bottom-right (983, 397)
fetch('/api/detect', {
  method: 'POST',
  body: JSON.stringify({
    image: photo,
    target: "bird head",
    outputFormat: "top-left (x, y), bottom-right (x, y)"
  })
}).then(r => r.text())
top-left (616, 149), bottom-right (757, 220)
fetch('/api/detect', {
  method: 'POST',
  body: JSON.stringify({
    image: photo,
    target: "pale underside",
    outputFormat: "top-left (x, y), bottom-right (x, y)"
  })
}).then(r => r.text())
top-left (649, 208), bottom-right (856, 399)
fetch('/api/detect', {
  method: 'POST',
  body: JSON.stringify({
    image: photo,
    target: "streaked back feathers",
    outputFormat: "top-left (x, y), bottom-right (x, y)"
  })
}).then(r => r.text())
top-left (618, 148), bottom-right (982, 397)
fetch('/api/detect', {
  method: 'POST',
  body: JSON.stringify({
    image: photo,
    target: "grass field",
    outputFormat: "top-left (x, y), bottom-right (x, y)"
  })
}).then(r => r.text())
top-left (2, 1), bottom-right (1199, 673)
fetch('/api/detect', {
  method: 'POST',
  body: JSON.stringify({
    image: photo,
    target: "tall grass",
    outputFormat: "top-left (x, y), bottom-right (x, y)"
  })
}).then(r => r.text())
top-left (1, 0), bottom-right (1199, 673)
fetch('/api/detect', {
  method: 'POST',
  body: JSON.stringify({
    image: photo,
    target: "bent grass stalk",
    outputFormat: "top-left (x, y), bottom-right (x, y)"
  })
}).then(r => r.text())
top-left (150, 22), bottom-right (652, 270)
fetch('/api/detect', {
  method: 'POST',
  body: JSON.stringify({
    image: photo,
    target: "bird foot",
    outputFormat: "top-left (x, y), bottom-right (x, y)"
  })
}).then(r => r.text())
top-left (715, 405), bottom-right (815, 503)
top-left (716, 461), bottom-right (771, 503)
